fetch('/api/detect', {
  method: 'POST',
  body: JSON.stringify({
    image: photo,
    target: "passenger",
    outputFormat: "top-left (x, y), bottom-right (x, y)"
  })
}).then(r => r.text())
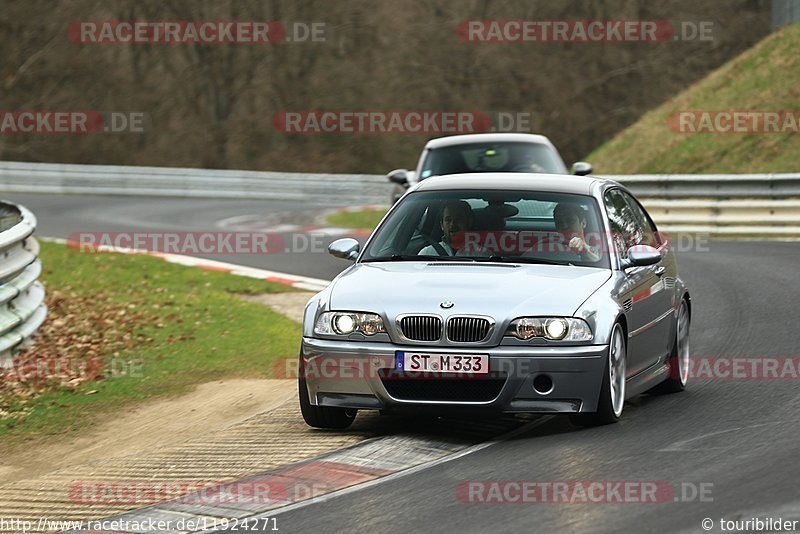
top-left (553, 203), bottom-right (601, 262)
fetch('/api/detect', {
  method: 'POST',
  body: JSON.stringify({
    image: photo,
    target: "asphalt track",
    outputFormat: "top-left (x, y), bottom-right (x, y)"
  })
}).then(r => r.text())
top-left (7, 192), bottom-right (800, 533)
top-left (2, 192), bottom-right (355, 280)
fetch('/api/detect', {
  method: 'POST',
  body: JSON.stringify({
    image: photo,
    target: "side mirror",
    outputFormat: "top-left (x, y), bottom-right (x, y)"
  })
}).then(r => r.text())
top-left (387, 169), bottom-right (410, 185)
top-left (390, 184), bottom-right (406, 204)
top-left (571, 161), bottom-right (593, 176)
top-left (622, 245), bottom-right (661, 269)
top-left (328, 238), bottom-right (360, 261)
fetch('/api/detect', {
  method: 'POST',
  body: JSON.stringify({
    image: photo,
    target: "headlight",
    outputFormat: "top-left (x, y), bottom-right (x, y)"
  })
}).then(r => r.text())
top-left (544, 318), bottom-right (568, 340)
top-left (514, 318), bottom-right (543, 340)
top-left (333, 314), bottom-right (357, 334)
top-left (314, 311), bottom-right (386, 336)
top-left (507, 317), bottom-right (592, 342)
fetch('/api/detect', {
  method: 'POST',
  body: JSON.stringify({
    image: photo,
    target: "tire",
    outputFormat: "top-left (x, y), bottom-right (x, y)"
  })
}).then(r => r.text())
top-left (298, 376), bottom-right (357, 429)
top-left (571, 323), bottom-right (626, 426)
top-left (651, 299), bottom-right (690, 394)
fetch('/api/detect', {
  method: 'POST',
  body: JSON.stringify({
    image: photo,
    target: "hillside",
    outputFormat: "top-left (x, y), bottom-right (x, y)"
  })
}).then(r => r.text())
top-left (1, 1), bottom-right (772, 172)
top-left (587, 23), bottom-right (800, 173)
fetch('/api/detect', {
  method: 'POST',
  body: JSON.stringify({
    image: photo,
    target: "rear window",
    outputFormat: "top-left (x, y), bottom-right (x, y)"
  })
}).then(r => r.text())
top-left (419, 142), bottom-right (568, 178)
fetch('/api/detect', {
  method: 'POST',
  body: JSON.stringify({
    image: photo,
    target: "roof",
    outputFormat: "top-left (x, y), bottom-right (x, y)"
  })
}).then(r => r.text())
top-left (413, 172), bottom-right (614, 196)
top-left (424, 133), bottom-right (554, 150)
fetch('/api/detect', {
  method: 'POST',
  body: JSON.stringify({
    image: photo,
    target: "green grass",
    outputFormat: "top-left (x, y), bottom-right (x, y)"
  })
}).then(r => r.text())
top-left (0, 241), bottom-right (301, 445)
top-left (587, 23), bottom-right (800, 174)
top-left (326, 208), bottom-right (387, 230)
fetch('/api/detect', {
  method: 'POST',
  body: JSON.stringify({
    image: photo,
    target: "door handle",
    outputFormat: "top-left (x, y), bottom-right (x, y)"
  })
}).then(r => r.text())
top-left (654, 266), bottom-right (666, 276)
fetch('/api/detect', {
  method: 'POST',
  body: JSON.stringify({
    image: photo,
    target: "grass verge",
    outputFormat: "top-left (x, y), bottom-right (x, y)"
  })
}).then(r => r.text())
top-left (0, 241), bottom-right (302, 446)
top-left (326, 208), bottom-right (387, 230)
top-left (587, 23), bottom-right (800, 173)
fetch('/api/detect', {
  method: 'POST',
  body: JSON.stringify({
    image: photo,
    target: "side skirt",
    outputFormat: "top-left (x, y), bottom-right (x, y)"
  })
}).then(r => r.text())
top-left (625, 362), bottom-right (670, 399)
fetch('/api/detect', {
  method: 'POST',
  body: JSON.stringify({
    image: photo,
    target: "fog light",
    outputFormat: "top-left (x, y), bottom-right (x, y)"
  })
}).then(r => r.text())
top-left (533, 374), bottom-right (554, 395)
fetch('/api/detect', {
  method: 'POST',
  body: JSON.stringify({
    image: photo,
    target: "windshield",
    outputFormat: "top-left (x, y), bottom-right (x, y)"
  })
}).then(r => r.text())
top-left (363, 189), bottom-right (610, 268)
top-left (418, 142), bottom-right (568, 179)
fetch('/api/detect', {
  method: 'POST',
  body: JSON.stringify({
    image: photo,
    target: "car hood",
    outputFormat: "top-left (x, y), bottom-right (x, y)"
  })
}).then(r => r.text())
top-left (329, 262), bottom-right (611, 318)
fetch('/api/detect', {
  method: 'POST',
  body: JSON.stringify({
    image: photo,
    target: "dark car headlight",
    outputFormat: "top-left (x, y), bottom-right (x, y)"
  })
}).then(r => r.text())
top-left (506, 317), bottom-right (593, 342)
top-left (314, 311), bottom-right (386, 336)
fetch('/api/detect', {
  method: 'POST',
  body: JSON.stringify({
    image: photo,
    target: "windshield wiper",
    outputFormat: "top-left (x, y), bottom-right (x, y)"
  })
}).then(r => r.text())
top-left (363, 254), bottom-right (449, 262)
top-left (466, 254), bottom-right (505, 262)
top-left (467, 255), bottom-right (569, 266)
top-left (514, 257), bottom-right (573, 266)
top-left (364, 255), bottom-right (573, 266)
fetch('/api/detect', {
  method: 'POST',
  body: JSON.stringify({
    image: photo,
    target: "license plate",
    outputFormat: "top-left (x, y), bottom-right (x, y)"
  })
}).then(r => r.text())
top-left (395, 352), bottom-right (489, 374)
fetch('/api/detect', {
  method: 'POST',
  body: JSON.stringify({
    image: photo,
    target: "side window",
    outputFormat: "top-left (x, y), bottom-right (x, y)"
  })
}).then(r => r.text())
top-left (604, 189), bottom-right (639, 259)
top-left (620, 192), bottom-right (661, 247)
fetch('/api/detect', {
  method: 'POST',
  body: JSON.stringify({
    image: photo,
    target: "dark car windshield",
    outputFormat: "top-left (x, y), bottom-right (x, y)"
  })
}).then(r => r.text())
top-left (362, 189), bottom-right (610, 268)
top-left (418, 142), bottom-right (568, 179)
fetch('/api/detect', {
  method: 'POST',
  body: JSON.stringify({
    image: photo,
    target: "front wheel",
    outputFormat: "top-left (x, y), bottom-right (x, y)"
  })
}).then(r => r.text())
top-left (571, 323), bottom-right (626, 426)
top-left (298, 377), bottom-right (357, 429)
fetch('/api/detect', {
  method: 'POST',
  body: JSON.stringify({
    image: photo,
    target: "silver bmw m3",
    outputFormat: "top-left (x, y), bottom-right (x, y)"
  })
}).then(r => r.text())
top-left (299, 173), bottom-right (691, 428)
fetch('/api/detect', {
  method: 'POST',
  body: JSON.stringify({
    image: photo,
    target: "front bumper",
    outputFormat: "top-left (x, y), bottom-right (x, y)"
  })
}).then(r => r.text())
top-left (300, 337), bottom-right (608, 413)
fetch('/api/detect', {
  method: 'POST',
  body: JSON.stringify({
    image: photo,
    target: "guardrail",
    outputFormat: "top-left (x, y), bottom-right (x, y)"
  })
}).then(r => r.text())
top-left (0, 161), bottom-right (798, 238)
top-left (603, 174), bottom-right (800, 238)
top-left (0, 161), bottom-right (386, 204)
top-left (0, 200), bottom-right (46, 368)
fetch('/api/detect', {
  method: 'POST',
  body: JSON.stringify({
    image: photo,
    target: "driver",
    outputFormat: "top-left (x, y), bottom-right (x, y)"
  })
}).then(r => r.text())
top-left (419, 200), bottom-right (473, 256)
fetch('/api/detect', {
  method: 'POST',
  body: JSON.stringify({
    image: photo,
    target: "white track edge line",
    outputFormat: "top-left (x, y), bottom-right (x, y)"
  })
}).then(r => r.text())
top-left (198, 416), bottom-right (553, 532)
